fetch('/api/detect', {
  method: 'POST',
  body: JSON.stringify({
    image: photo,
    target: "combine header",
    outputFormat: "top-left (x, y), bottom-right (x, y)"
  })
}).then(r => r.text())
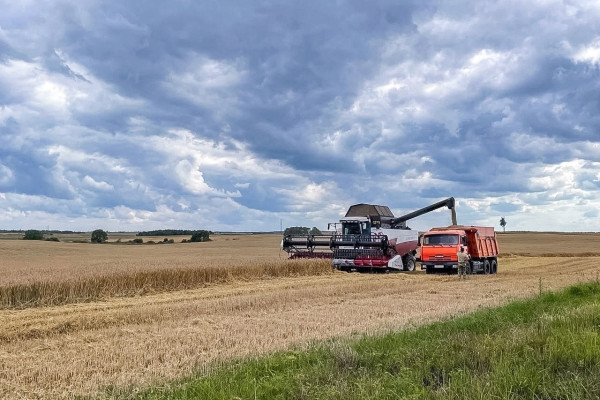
top-left (282, 198), bottom-right (456, 273)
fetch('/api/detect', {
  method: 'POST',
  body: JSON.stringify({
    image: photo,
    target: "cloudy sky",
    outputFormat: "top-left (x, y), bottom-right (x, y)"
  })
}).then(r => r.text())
top-left (1, 0), bottom-right (599, 233)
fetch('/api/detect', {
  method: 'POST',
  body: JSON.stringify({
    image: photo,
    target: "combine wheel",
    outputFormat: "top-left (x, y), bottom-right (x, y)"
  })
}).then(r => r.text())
top-left (404, 255), bottom-right (416, 272)
top-left (491, 259), bottom-right (498, 274)
top-left (483, 259), bottom-right (491, 274)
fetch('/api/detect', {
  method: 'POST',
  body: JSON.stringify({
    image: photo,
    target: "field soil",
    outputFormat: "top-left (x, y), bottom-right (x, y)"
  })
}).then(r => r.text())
top-left (1, 232), bottom-right (599, 399)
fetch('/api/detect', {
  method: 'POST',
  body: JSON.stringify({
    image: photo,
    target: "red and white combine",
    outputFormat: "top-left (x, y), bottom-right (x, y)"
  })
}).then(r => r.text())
top-left (282, 198), bottom-right (457, 273)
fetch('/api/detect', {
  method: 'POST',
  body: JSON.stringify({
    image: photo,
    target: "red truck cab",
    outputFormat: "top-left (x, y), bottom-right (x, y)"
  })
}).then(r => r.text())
top-left (420, 226), bottom-right (499, 275)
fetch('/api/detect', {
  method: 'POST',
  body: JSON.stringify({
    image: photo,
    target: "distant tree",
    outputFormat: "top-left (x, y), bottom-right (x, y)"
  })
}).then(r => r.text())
top-left (284, 226), bottom-right (310, 235)
top-left (309, 227), bottom-right (322, 235)
top-left (189, 230), bottom-right (211, 242)
top-left (500, 217), bottom-right (507, 233)
top-left (23, 230), bottom-right (44, 240)
top-left (91, 229), bottom-right (108, 243)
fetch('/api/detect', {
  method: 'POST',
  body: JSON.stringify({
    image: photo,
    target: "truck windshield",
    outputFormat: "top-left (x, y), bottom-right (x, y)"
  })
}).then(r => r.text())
top-left (423, 234), bottom-right (459, 245)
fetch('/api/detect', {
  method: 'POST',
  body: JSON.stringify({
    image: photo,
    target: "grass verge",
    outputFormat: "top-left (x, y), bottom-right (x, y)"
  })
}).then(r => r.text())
top-left (101, 281), bottom-right (600, 400)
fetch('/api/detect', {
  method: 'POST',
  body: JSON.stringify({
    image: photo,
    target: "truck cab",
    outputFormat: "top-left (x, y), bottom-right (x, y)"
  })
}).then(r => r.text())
top-left (420, 229), bottom-right (467, 273)
top-left (420, 226), bottom-right (499, 275)
top-left (422, 232), bottom-right (467, 247)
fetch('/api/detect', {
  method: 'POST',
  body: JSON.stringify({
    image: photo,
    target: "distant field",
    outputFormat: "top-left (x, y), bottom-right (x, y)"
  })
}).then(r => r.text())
top-left (1, 232), bottom-right (599, 399)
top-left (497, 231), bottom-right (600, 256)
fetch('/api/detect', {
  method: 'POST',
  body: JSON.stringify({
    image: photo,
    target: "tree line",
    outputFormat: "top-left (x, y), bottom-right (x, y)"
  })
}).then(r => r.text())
top-left (283, 226), bottom-right (322, 235)
top-left (21, 229), bottom-right (211, 243)
top-left (136, 229), bottom-right (212, 237)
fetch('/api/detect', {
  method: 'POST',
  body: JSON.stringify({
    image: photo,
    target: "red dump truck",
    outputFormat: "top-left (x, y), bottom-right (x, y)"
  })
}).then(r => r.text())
top-left (419, 226), bottom-right (499, 275)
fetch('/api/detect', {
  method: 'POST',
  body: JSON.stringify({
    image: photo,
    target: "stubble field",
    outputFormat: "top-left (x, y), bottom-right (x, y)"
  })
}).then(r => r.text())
top-left (1, 232), bottom-right (599, 399)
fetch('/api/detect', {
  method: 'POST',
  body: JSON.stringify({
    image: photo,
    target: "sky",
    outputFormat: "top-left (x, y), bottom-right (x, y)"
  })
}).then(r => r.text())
top-left (1, 0), bottom-right (600, 233)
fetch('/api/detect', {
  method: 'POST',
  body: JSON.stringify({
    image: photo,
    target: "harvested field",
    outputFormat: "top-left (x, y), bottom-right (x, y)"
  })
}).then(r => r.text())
top-left (1, 233), bottom-right (599, 399)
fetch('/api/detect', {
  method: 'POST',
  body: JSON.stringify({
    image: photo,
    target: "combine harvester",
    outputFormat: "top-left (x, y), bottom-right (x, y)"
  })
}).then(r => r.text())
top-left (282, 198), bottom-right (457, 273)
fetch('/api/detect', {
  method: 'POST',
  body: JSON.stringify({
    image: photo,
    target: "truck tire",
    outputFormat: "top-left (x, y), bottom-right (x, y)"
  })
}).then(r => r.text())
top-left (483, 259), bottom-right (491, 274)
top-left (491, 259), bottom-right (498, 274)
top-left (467, 262), bottom-right (473, 275)
top-left (426, 266), bottom-right (433, 275)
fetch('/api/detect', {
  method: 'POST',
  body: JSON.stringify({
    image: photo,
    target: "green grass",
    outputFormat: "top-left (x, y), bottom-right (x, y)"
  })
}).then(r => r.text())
top-left (100, 281), bottom-right (600, 400)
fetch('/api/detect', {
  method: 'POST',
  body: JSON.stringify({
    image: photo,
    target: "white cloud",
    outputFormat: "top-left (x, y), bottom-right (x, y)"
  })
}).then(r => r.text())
top-left (572, 37), bottom-right (600, 65)
top-left (0, 164), bottom-right (15, 186)
top-left (528, 160), bottom-right (600, 200)
top-left (146, 129), bottom-right (300, 183)
top-left (47, 145), bottom-right (130, 179)
top-left (0, 50), bottom-right (147, 149)
top-left (82, 175), bottom-right (114, 191)
top-left (174, 159), bottom-right (240, 197)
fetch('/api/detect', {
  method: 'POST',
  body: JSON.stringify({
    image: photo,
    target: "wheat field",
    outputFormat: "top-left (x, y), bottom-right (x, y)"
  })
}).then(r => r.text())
top-left (1, 232), bottom-right (599, 399)
top-left (0, 234), bottom-right (287, 286)
top-left (0, 234), bottom-right (320, 308)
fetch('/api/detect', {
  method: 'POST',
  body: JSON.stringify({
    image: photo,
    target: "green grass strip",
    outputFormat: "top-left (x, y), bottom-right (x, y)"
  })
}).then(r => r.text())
top-left (102, 281), bottom-right (600, 400)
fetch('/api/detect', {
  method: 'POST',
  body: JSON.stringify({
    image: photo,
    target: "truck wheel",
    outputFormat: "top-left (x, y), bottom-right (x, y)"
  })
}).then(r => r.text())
top-left (491, 259), bottom-right (498, 274)
top-left (467, 262), bottom-right (473, 275)
top-left (483, 260), bottom-right (491, 274)
top-left (426, 266), bottom-right (433, 275)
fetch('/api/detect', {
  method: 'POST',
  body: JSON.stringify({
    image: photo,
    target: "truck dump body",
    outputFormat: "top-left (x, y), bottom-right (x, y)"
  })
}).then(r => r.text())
top-left (466, 227), bottom-right (499, 258)
top-left (428, 226), bottom-right (499, 258)
top-left (421, 226), bottom-right (499, 274)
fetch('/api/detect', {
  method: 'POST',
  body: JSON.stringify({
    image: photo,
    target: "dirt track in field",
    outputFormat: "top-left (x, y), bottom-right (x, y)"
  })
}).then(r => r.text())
top-left (1, 233), bottom-right (600, 399)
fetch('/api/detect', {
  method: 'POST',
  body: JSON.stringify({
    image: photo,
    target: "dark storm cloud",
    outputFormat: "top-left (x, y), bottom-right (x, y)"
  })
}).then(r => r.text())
top-left (0, 150), bottom-right (72, 198)
top-left (1, 0), bottom-right (600, 231)
top-left (31, 1), bottom-right (423, 162)
top-left (0, 39), bottom-right (20, 64)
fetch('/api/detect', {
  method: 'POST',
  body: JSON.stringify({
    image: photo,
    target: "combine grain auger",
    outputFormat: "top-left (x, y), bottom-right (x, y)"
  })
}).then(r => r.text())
top-left (282, 197), bottom-right (456, 272)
